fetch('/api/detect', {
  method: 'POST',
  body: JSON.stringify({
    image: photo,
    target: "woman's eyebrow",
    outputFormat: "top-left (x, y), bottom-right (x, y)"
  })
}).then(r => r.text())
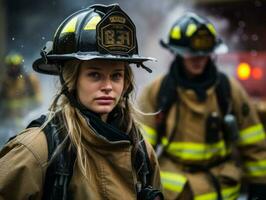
top-left (84, 66), bottom-right (101, 70)
top-left (84, 66), bottom-right (124, 71)
top-left (113, 68), bottom-right (124, 72)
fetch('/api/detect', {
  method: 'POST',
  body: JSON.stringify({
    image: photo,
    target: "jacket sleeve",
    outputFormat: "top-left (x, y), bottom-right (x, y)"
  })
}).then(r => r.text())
top-left (230, 78), bottom-right (266, 183)
top-left (0, 129), bottom-right (47, 200)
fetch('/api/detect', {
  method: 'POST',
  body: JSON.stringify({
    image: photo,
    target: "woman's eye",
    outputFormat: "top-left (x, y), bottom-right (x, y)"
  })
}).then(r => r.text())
top-left (87, 72), bottom-right (100, 79)
top-left (112, 73), bottom-right (123, 81)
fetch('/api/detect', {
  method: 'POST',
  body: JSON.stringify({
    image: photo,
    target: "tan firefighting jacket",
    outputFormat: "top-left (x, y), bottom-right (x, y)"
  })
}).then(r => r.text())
top-left (0, 110), bottom-right (161, 200)
top-left (138, 76), bottom-right (266, 200)
top-left (0, 73), bottom-right (42, 116)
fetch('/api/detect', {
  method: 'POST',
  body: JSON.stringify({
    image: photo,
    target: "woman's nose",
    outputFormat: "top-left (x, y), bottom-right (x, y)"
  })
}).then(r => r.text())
top-left (101, 78), bottom-right (112, 93)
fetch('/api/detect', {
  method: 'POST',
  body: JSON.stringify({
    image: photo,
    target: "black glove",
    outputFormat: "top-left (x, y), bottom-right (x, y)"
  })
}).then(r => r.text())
top-left (138, 186), bottom-right (164, 200)
top-left (248, 183), bottom-right (266, 200)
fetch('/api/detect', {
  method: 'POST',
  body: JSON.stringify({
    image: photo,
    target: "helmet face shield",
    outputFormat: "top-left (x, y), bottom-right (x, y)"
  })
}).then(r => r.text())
top-left (160, 12), bottom-right (228, 57)
top-left (33, 4), bottom-right (155, 75)
top-left (190, 28), bottom-right (215, 51)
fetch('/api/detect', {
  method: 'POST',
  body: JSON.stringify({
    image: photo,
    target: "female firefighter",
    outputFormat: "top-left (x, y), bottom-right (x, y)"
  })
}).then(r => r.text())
top-left (138, 13), bottom-right (266, 200)
top-left (0, 4), bottom-right (163, 200)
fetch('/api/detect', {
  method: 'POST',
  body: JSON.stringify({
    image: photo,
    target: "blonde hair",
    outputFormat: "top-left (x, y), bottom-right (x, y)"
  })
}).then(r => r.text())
top-left (47, 60), bottom-right (141, 179)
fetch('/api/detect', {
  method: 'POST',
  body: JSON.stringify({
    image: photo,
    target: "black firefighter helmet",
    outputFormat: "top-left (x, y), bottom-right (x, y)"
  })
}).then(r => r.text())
top-left (160, 12), bottom-right (228, 57)
top-left (33, 4), bottom-right (155, 75)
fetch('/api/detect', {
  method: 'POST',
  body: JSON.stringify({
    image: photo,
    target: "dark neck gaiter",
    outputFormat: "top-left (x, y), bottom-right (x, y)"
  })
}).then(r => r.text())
top-left (169, 57), bottom-right (218, 101)
top-left (79, 106), bottom-right (130, 142)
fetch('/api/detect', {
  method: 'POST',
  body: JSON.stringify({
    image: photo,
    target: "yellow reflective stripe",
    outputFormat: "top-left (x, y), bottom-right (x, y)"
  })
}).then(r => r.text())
top-left (222, 184), bottom-right (240, 200)
top-left (165, 140), bottom-right (227, 160)
top-left (83, 16), bottom-right (101, 30)
top-left (5, 97), bottom-right (36, 109)
top-left (245, 159), bottom-right (266, 176)
top-left (239, 124), bottom-right (265, 145)
top-left (62, 16), bottom-right (78, 33)
top-left (207, 23), bottom-right (216, 36)
top-left (141, 124), bottom-right (157, 145)
top-left (170, 26), bottom-right (181, 40)
top-left (141, 125), bottom-right (228, 160)
top-left (186, 24), bottom-right (197, 37)
top-left (195, 184), bottom-right (240, 200)
top-left (161, 171), bottom-right (187, 192)
top-left (195, 192), bottom-right (216, 200)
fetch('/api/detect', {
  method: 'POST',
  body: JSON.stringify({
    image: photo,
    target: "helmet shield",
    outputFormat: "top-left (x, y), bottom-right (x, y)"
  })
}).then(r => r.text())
top-left (33, 4), bottom-right (155, 75)
top-left (161, 12), bottom-right (228, 57)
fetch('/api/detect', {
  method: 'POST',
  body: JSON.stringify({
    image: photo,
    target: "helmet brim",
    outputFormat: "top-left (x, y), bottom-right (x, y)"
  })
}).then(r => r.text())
top-left (160, 39), bottom-right (228, 57)
top-left (33, 53), bottom-right (156, 75)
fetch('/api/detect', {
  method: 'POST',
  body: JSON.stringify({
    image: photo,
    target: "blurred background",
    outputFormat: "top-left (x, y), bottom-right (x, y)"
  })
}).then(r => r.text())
top-left (0, 0), bottom-right (266, 147)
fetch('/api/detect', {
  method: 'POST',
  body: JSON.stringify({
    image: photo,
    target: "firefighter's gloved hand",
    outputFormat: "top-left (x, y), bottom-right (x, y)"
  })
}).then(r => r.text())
top-left (138, 186), bottom-right (164, 200)
top-left (248, 183), bottom-right (266, 200)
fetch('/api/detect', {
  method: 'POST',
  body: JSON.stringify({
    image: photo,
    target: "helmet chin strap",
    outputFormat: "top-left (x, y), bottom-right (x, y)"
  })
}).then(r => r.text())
top-left (136, 63), bottom-right (152, 73)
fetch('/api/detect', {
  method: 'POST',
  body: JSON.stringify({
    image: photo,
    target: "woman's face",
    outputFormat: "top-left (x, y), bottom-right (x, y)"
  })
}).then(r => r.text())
top-left (183, 56), bottom-right (209, 78)
top-left (77, 60), bottom-right (125, 120)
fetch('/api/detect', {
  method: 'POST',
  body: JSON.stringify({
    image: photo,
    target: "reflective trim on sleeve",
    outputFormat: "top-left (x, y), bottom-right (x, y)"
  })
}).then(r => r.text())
top-left (160, 171), bottom-right (187, 193)
top-left (164, 139), bottom-right (228, 161)
top-left (141, 124), bottom-right (157, 145)
top-left (244, 159), bottom-right (266, 177)
top-left (238, 124), bottom-right (265, 146)
top-left (195, 184), bottom-right (240, 200)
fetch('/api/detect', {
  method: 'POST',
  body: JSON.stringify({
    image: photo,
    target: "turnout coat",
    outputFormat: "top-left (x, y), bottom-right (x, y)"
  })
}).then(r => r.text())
top-left (0, 110), bottom-right (161, 200)
top-left (138, 76), bottom-right (266, 200)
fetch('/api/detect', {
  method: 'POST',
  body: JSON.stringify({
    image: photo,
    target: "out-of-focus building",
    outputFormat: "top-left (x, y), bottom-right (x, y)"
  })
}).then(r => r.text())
top-left (194, 0), bottom-right (266, 128)
top-left (3, 0), bottom-right (266, 128)
top-left (0, 0), bottom-right (7, 78)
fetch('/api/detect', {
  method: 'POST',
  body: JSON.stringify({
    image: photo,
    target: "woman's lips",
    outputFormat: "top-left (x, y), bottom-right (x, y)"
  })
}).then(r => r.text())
top-left (95, 97), bottom-right (115, 105)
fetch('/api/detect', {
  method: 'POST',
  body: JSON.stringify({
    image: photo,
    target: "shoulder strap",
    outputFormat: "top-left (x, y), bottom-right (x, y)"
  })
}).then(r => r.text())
top-left (215, 72), bottom-right (232, 116)
top-left (141, 140), bottom-right (152, 186)
top-left (136, 140), bottom-right (164, 199)
top-left (155, 75), bottom-right (178, 148)
top-left (27, 115), bottom-right (76, 200)
top-left (26, 115), bottom-right (55, 160)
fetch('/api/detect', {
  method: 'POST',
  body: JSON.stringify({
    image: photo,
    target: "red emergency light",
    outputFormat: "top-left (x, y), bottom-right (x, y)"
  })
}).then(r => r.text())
top-left (252, 67), bottom-right (263, 80)
top-left (237, 62), bottom-right (263, 81)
